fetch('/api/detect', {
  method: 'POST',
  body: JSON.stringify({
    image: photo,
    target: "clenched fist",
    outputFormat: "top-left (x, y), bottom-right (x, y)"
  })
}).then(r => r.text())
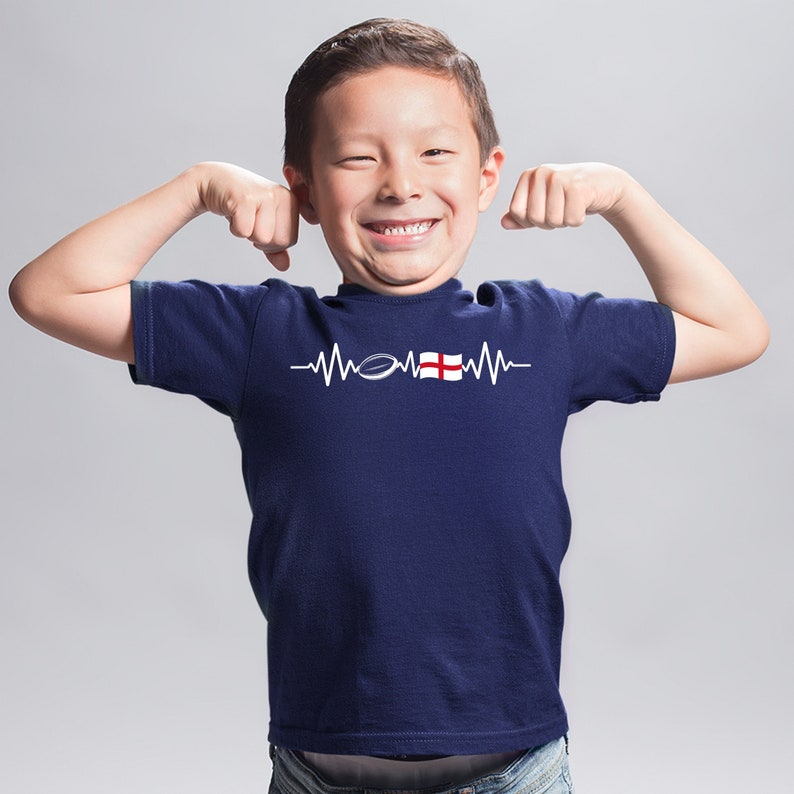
top-left (501, 163), bottom-right (631, 231)
top-left (193, 162), bottom-right (300, 271)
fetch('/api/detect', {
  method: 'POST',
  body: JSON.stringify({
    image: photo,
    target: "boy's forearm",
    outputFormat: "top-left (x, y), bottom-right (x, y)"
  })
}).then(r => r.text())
top-left (603, 174), bottom-right (769, 382)
top-left (10, 162), bottom-right (297, 362)
top-left (10, 165), bottom-right (213, 362)
top-left (9, 167), bottom-right (206, 361)
top-left (603, 175), bottom-right (744, 322)
top-left (10, 167), bottom-right (203, 304)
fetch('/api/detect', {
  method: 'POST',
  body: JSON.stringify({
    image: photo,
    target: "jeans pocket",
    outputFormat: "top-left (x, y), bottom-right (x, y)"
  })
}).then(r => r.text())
top-left (560, 756), bottom-right (575, 794)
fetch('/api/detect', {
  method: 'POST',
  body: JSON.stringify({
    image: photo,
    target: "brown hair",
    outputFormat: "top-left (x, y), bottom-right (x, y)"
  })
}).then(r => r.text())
top-left (283, 18), bottom-right (499, 176)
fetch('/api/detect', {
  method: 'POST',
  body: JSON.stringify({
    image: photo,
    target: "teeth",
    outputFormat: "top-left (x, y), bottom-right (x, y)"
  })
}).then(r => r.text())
top-left (374, 221), bottom-right (433, 236)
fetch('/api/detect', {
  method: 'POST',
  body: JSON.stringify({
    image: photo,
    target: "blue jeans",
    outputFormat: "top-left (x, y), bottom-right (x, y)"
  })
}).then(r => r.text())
top-left (269, 738), bottom-right (575, 794)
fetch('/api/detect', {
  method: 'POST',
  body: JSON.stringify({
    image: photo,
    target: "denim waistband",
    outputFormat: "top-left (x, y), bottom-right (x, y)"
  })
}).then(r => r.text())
top-left (270, 737), bottom-right (568, 794)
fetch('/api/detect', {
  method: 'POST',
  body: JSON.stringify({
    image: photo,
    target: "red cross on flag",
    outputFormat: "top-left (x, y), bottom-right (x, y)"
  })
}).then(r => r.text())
top-left (419, 352), bottom-right (463, 381)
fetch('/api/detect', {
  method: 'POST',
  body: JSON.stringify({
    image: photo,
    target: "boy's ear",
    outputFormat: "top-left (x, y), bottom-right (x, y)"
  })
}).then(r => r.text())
top-left (283, 165), bottom-right (320, 225)
top-left (478, 147), bottom-right (505, 213)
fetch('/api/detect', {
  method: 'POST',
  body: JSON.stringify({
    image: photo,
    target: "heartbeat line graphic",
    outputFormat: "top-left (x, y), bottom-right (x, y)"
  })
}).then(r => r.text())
top-left (290, 342), bottom-right (531, 387)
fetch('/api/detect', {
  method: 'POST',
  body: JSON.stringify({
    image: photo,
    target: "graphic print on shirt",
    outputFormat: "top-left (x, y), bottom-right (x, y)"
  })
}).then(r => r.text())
top-left (290, 341), bottom-right (531, 386)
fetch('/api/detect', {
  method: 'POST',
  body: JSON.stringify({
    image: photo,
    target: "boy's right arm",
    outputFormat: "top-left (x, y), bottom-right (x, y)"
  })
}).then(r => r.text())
top-left (8, 162), bottom-right (299, 363)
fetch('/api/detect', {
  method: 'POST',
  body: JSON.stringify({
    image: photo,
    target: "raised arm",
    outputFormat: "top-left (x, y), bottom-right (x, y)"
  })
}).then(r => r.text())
top-left (501, 163), bottom-right (769, 383)
top-left (8, 162), bottom-right (299, 363)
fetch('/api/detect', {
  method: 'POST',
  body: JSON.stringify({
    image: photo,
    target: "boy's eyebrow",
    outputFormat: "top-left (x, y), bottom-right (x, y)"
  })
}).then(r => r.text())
top-left (324, 124), bottom-right (468, 148)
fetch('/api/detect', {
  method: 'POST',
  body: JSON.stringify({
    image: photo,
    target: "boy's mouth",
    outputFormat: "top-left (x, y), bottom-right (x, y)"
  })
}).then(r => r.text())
top-left (365, 220), bottom-right (436, 236)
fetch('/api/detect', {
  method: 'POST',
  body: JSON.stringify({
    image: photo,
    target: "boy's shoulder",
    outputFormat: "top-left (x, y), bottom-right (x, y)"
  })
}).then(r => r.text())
top-left (475, 278), bottom-right (607, 317)
top-left (477, 278), bottom-right (566, 302)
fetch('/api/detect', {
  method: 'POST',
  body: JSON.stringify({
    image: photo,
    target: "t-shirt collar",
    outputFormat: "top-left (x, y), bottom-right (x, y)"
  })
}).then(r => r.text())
top-left (334, 278), bottom-right (464, 301)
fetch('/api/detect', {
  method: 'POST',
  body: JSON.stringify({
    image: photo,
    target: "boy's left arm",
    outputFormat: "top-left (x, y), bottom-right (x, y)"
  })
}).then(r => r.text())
top-left (501, 163), bottom-right (769, 383)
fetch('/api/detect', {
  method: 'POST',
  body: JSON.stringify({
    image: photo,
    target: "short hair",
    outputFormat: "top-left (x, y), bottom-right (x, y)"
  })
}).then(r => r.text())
top-left (284, 18), bottom-right (500, 176)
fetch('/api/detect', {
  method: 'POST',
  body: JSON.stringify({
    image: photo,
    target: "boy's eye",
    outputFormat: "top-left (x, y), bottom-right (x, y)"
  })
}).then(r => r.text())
top-left (422, 149), bottom-right (451, 158)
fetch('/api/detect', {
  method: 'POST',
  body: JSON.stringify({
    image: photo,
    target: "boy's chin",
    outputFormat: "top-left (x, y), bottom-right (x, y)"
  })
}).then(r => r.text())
top-left (341, 266), bottom-right (461, 296)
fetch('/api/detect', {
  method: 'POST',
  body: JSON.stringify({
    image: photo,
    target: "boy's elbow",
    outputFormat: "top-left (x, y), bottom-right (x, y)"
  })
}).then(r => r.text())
top-left (742, 313), bottom-right (770, 366)
top-left (725, 310), bottom-right (770, 373)
top-left (8, 268), bottom-right (54, 330)
top-left (8, 269), bottom-right (36, 324)
top-left (9, 266), bottom-right (64, 335)
top-left (722, 297), bottom-right (770, 371)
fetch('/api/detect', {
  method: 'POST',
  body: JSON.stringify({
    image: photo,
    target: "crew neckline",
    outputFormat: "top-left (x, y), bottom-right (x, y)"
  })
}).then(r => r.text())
top-left (334, 278), bottom-right (465, 302)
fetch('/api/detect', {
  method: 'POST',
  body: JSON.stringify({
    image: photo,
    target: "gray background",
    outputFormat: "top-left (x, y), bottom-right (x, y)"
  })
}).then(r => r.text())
top-left (1, 0), bottom-right (791, 791)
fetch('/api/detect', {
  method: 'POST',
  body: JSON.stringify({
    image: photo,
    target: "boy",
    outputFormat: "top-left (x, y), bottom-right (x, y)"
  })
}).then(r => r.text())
top-left (9, 17), bottom-right (768, 794)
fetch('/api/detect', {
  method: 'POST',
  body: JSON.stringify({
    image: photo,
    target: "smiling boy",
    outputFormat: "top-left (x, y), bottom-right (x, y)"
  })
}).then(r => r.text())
top-left (285, 65), bottom-right (501, 293)
top-left (9, 18), bottom-right (768, 794)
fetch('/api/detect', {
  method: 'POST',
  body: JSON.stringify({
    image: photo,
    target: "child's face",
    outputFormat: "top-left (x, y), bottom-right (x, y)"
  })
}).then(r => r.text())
top-left (285, 66), bottom-right (503, 295)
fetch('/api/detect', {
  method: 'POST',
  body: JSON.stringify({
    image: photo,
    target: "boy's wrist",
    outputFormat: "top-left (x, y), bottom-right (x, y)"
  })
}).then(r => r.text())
top-left (600, 168), bottom-right (645, 226)
top-left (179, 163), bottom-right (215, 220)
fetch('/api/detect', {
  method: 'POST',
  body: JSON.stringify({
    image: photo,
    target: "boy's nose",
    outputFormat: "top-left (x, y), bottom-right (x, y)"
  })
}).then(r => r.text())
top-left (377, 162), bottom-right (423, 202)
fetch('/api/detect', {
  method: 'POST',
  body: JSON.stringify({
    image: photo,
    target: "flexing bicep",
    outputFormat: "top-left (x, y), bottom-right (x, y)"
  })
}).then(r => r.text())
top-left (9, 274), bottom-right (133, 362)
top-left (8, 172), bottom-right (198, 364)
top-left (668, 309), bottom-right (769, 384)
top-left (10, 163), bottom-right (299, 365)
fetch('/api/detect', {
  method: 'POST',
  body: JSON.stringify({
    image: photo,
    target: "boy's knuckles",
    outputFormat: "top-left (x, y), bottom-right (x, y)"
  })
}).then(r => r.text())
top-left (228, 214), bottom-right (255, 239)
top-left (528, 209), bottom-right (548, 228)
top-left (534, 164), bottom-right (557, 182)
top-left (563, 205), bottom-right (586, 226)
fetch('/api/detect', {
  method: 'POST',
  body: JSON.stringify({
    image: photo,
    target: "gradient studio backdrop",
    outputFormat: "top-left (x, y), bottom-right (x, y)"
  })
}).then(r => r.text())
top-left (1, 1), bottom-right (791, 791)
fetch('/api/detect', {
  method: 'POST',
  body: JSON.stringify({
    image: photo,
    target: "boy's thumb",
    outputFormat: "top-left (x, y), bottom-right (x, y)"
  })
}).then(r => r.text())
top-left (500, 213), bottom-right (526, 230)
top-left (265, 250), bottom-right (291, 272)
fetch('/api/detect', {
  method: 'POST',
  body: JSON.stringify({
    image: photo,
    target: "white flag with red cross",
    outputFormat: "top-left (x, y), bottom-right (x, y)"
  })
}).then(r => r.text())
top-left (419, 352), bottom-right (463, 381)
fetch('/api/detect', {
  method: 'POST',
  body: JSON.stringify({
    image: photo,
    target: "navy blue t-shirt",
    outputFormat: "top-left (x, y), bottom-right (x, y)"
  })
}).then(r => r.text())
top-left (130, 277), bottom-right (675, 755)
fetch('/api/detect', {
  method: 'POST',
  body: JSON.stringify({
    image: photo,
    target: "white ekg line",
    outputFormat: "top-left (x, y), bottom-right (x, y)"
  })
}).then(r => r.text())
top-left (290, 342), bottom-right (531, 387)
top-left (462, 343), bottom-right (532, 385)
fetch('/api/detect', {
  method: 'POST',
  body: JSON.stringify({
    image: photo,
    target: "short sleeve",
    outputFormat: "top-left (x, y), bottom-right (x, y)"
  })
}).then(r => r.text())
top-left (128, 279), bottom-right (268, 418)
top-left (548, 288), bottom-right (676, 414)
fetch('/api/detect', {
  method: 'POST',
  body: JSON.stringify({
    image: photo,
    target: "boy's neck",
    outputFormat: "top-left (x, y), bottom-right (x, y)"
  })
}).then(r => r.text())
top-left (340, 274), bottom-right (463, 298)
top-left (336, 277), bottom-right (463, 300)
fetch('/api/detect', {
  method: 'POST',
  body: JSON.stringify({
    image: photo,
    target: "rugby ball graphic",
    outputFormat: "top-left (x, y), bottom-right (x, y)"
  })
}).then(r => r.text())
top-left (357, 353), bottom-right (399, 380)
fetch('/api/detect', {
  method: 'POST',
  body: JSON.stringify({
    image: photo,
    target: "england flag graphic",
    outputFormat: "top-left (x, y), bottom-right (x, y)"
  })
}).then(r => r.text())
top-left (419, 352), bottom-right (463, 381)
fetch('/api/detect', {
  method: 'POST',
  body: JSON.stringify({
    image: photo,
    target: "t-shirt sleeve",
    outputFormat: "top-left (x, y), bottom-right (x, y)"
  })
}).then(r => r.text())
top-left (548, 287), bottom-right (676, 414)
top-left (128, 279), bottom-right (268, 418)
